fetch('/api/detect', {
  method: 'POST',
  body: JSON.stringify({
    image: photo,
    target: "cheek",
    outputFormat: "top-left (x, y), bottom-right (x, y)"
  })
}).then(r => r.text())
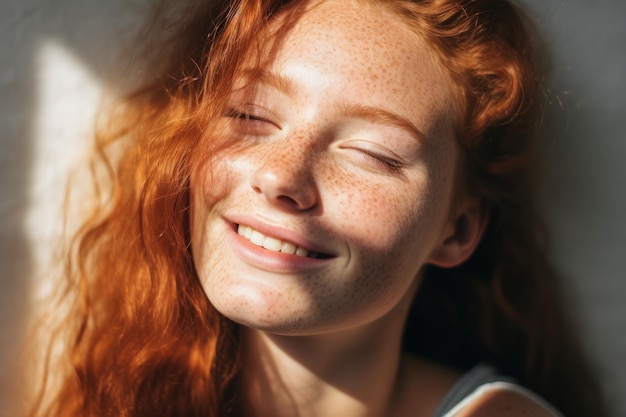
top-left (190, 150), bottom-right (234, 204)
top-left (188, 154), bottom-right (235, 267)
top-left (325, 168), bottom-right (431, 252)
top-left (325, 160), bottom-right (455, 283)
top-left (189, 143), bottom-right (253, 232)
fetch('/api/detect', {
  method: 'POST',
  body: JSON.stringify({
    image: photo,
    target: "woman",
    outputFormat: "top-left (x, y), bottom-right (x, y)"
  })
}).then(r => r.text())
top-left (26, 0), bottom-right (606, 416)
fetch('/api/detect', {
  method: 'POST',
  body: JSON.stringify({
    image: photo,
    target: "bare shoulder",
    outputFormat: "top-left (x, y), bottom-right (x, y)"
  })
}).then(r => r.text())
top-left (454, 383), bottom-right (562, 417)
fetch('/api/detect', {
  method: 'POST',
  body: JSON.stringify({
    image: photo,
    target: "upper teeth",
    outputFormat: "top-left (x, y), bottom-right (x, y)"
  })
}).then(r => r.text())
top-left (238, 224), bottom-right (311, 257)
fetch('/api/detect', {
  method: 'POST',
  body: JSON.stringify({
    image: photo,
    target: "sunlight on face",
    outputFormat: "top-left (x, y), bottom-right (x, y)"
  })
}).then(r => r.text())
top-left (191, 0), bottom-right (460, 336)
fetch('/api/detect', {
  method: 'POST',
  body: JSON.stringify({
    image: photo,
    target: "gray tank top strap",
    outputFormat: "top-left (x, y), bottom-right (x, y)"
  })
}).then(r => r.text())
top-left (430, 364), bottom-right (515, 417)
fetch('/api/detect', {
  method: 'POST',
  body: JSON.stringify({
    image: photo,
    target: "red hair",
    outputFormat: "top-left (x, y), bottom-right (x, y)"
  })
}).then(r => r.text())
top-left (26, 1), bottom-right (606, 416)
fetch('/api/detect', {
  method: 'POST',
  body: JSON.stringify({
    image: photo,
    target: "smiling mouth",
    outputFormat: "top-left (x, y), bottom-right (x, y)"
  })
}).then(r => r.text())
top-left (236, 224), bottom-right (332, 259)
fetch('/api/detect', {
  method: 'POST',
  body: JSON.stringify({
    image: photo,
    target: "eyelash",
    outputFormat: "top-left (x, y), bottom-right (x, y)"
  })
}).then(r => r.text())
top-left (226, 108), bottom-right (268, 122)
top-left (224, 107), bottom-right (278, 137)
top-left (354, 148), bottom-right (404, 172)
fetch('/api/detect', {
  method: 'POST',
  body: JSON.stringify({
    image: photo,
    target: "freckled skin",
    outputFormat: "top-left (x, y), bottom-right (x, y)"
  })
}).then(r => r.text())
top-left (191, 0), bottom-right (460, 335)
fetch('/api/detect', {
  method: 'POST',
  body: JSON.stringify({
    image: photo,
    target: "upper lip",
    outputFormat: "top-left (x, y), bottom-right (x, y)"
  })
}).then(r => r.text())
top-left (226, 214), bottom-right (337, 257)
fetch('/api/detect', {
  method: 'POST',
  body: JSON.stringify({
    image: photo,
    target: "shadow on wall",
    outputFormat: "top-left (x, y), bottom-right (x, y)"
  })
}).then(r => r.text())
top-left (540, 73), bottom-right (626, 417)
top-left (528, 1), bottom-right (626, 415)
top-left (0, 0), bottom-right (145, 411)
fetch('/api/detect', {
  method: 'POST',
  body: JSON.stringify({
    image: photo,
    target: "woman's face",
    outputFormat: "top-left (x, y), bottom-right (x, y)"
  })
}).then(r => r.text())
top-left (191, 0), bottom-right (461, 335)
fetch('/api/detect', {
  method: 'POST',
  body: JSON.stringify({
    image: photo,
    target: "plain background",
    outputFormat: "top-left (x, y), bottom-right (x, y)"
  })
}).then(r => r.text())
top-left (1, 0), bottom-right (624, 415)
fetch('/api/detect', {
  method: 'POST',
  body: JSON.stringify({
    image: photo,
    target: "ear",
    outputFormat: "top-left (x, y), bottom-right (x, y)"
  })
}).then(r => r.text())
top-left (427, 197), bottom-right (490, 268)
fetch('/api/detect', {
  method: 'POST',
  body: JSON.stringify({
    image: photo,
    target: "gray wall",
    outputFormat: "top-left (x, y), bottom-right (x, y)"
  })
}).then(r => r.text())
top-left (525, 0), bottom-right (626, 414)
top-left (1, 0), bottom-right (624, 415)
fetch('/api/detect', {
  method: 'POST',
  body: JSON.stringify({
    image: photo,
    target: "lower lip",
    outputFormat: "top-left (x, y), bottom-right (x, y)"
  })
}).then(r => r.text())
top-left (228, 226), bottom-right (333, 273)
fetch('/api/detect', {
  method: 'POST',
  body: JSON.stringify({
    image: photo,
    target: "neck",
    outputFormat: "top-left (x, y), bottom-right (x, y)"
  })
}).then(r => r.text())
top-left (238, 289), bottom-right (416, 417)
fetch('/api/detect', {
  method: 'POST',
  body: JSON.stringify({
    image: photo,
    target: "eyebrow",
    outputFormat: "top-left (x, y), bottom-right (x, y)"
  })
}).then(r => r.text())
top-left (337, 103), bottom-right (427, 143)
top-left (239, 69), bottom-right (297, 96)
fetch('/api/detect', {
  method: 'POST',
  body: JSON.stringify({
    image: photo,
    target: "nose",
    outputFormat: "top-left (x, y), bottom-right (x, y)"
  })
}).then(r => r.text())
top-left (250, 143), bottom-right (320, 212)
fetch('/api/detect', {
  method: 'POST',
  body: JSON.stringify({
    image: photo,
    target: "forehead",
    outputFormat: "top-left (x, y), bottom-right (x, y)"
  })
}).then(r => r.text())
top-left (262, 0), bottom-right (457, 133)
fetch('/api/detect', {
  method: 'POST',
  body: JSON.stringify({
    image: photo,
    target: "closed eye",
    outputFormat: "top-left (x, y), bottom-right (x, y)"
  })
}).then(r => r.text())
top-left (223, 106), bottom-right (279, 136)
top-left (358, 149), bottom-right (404, 171)
top-left (342, 145), bottom-right (406, 173)
top-left (226, 108), bottom-right (268, 122)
